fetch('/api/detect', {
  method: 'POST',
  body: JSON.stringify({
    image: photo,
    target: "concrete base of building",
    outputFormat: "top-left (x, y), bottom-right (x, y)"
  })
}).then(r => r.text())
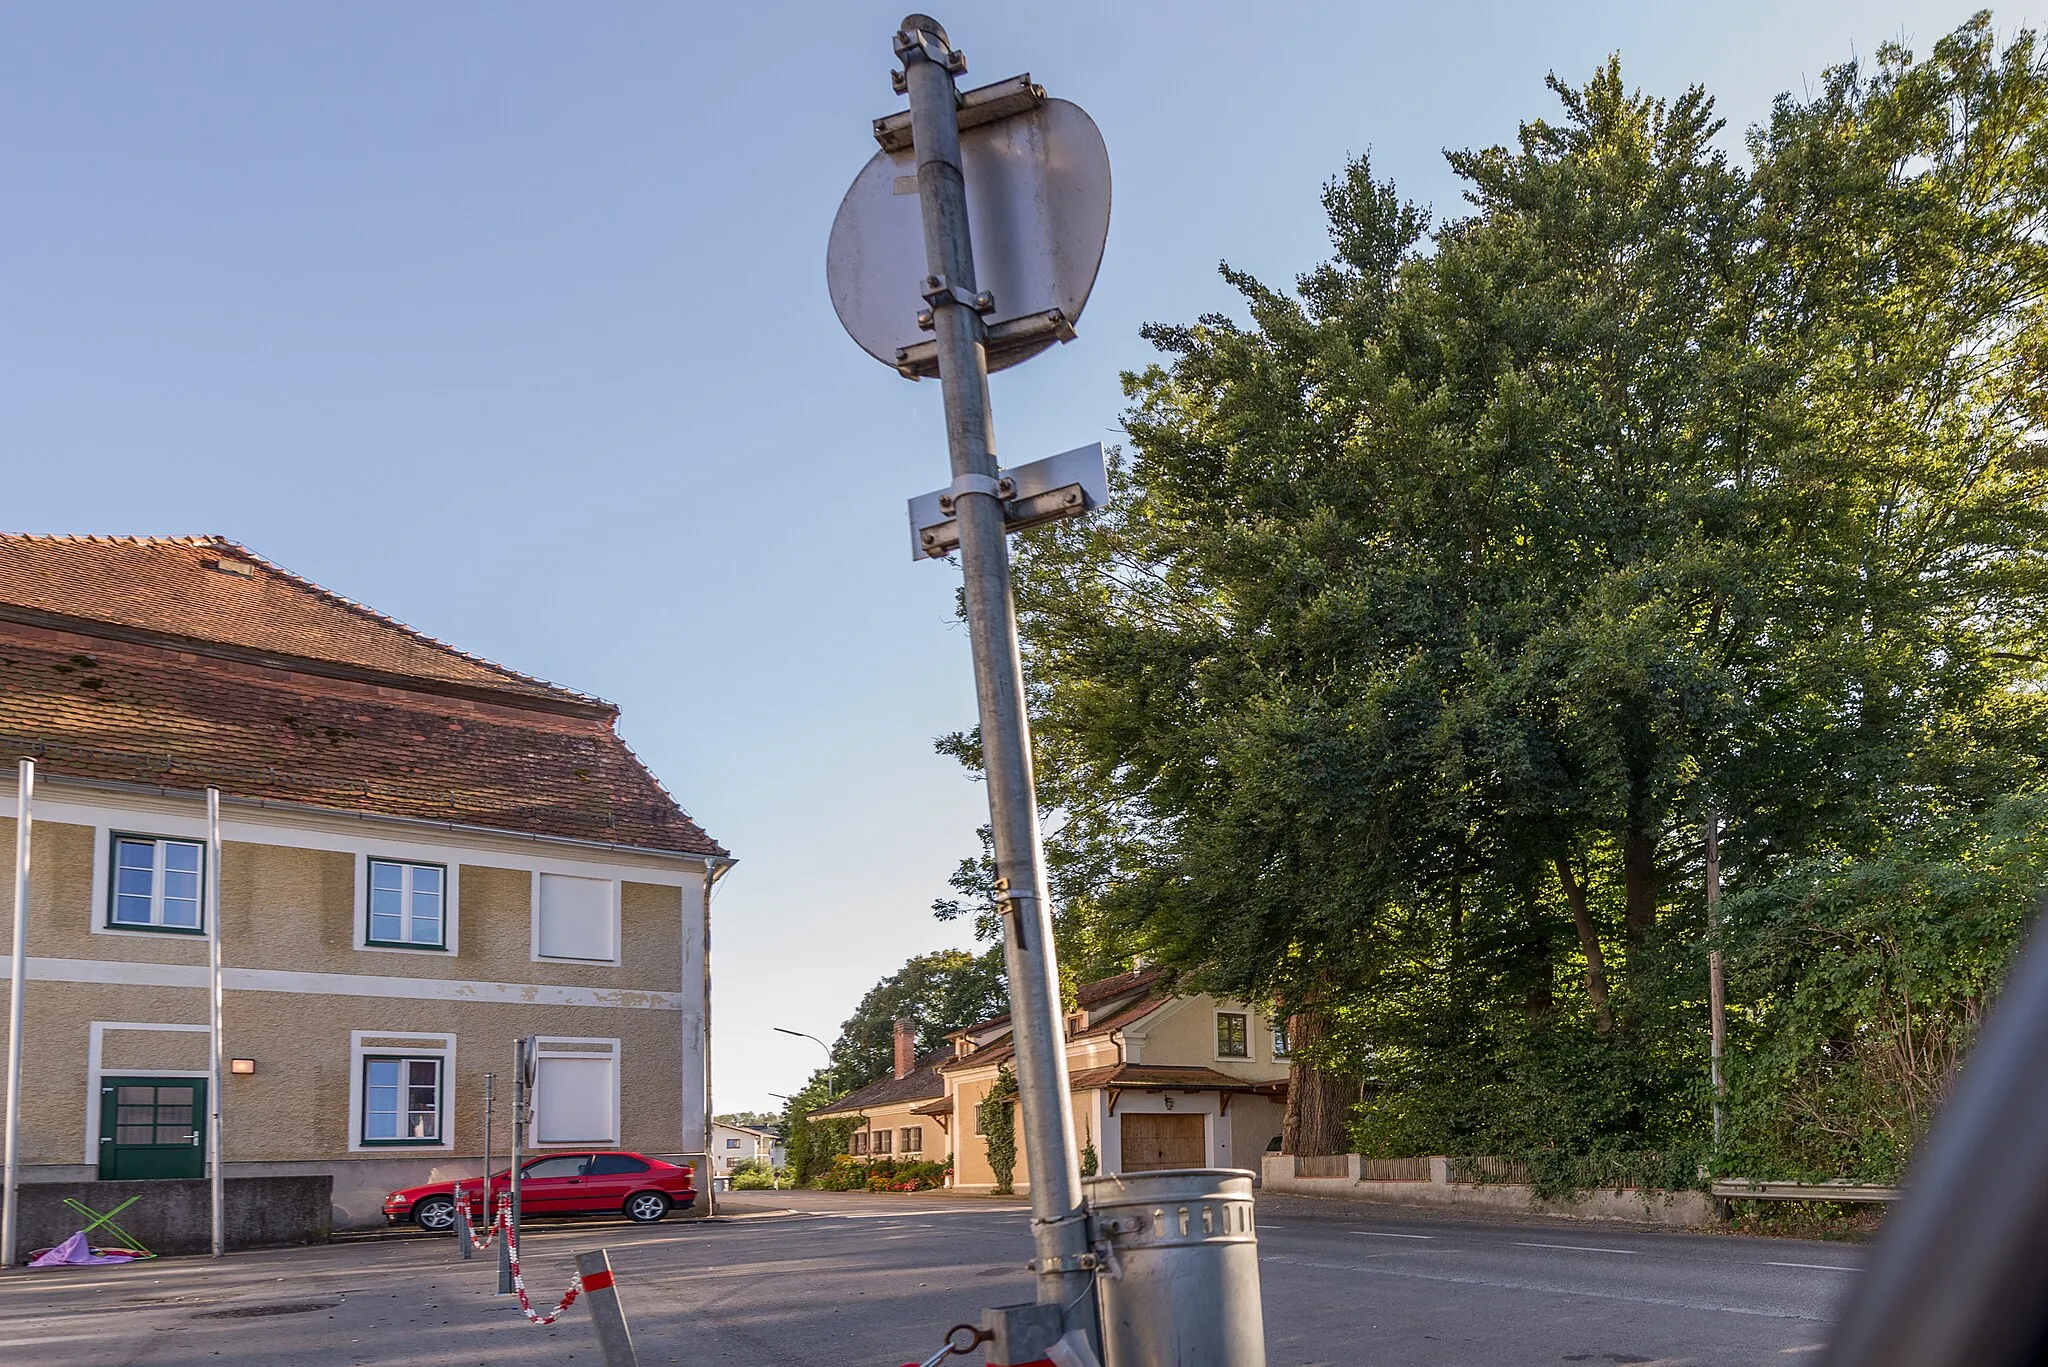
top-left (13, 1175), bottom-right (333, 1257)
top-left (1259, 1154), bottom-right (1715, 1228)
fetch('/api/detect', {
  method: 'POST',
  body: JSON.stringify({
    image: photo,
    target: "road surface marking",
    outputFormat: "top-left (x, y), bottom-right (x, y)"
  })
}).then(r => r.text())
top-left (1349, 1230), bottom-right (1435, 1239)
top-left (1514, 1242), bottom-right (1637, 1255)
top-left (1763, 1261), bottom-right (1857, 1271)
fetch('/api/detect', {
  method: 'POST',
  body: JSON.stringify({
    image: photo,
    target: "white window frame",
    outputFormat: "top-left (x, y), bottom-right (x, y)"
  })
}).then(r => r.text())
top-left (354, 854), bottom-right (461, 956)
top-left (529, 1036), bottom-right (621, 1148)
top-left (102, 832), bottom-right (207, 935)
top-left (529, 873), bottom-right (623, 966)
top-left (1214, 1011), bottom-right (1251, 1061)
top-left (348, 1031), bottom-right (455, 1153)
top-left (1271, 1019), bottom-right (1292, 1059)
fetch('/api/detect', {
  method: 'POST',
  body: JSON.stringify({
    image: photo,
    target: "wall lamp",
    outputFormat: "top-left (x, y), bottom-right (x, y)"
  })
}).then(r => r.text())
top-left (230, 1058), bottom-right (257, 1076)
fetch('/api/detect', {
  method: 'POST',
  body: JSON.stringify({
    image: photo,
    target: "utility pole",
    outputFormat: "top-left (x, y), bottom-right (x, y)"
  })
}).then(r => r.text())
top-left (2, 759), bottom-right (32, 1268)
top-left (892, 15), bottom-right (1094, 1327)
top-left (1707, 813), bottom-right (1725, 1148)
top-left (206, 787), bottom-right (225, 1258)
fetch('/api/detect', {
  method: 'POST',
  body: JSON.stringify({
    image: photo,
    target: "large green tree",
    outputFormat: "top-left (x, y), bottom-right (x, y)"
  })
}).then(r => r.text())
top-left (979, 13), bottom-right (2048, 1169)
top-left (827, 947), bottom-right (1007, 1094)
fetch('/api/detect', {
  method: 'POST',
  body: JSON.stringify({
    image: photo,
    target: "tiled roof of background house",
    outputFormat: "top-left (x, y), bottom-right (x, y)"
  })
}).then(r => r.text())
top-left (942, 967), bottom-right (1169, 1072)
top-left (0, 535), bottom-right (724, 858)
top-left (809, 1050), bottom-right (949, 1118)
top-left (1065, 1063), bottom-right (1286, 1093)
top-left (950, 966), bottom-right (1166, 1043)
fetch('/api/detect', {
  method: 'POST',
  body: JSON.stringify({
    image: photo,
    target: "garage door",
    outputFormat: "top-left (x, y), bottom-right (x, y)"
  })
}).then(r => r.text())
top-left (1120, 1112), bottom-right (1206, 1172)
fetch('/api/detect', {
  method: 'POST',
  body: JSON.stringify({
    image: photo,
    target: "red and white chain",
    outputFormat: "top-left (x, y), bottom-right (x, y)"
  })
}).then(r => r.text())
top-left (450, 1185), bottom-right (502, 1252)
top-left (499, 1199), bottom-right (584, 1325)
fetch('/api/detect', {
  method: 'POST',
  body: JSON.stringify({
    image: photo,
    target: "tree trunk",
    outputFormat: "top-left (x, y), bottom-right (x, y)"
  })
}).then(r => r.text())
top-left (1622, 824), bottom-right (1657, 949)
top-left (1280, 1008), bottom-right (1357, 1156)
top-left (1554, 854), bottom-right (1612, 1033)
top-left (1524, 886), bottom-right (1555, 1025)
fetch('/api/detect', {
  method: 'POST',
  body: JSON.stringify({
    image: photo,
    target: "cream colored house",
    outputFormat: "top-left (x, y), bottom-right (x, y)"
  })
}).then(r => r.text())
top-left (809, 1017), bottom-right (946, 1163)
top-left (815, 971), bottom-right (1290, 1192)
top-left (0, 535), bottom-right (728, 1227)
top-left (943, 970), bottom-right (1290, 1193)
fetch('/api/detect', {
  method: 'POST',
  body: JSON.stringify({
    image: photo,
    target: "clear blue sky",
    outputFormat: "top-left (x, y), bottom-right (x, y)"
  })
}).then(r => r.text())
top-left (0, 1), bottom-right (2006, 1113)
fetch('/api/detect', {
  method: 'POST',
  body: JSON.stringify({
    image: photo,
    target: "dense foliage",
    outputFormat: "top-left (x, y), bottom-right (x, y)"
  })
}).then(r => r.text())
top-left (813, 1156), bottom-right (953, 1192)
top-left (979, 1066), bottom-right (1020, 1195)
top-left (826, 947), bottom-right (1007, 1094)
top-left (982, 14), bottom-right (2048, 1179)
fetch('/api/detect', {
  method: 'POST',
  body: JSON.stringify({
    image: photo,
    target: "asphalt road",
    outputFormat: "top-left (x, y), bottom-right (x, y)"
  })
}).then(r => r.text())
top-left (0, 1189), bottom-right (1863, 1366)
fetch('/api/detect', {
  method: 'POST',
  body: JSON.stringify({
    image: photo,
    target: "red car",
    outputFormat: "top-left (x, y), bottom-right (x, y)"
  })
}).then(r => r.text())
top-left (383, 1151), bottom-right (696, 1229)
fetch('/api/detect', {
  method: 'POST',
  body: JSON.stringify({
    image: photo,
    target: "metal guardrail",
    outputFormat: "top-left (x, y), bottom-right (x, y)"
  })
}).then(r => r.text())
top-left (1711, 1179), bottom-right (1902, 1204)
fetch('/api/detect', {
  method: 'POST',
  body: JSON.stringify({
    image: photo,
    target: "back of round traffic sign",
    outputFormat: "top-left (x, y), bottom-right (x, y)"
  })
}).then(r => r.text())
top-left (827, 97), bottom-right (1111, 374)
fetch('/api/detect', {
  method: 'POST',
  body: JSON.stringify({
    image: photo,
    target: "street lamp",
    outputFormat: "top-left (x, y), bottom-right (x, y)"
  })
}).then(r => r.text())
top-left (774, 1027), bottom-right (834, 1101)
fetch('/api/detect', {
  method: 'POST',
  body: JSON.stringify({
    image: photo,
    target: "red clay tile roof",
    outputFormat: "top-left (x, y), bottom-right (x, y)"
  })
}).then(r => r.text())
top-left (951, 967), bottom-right (1166, 1043)
top-left (0, 535), bottom-right (593, 706)
top-left (810, 1050), bottom-right (949, 1118)
top-left (943, 968), bottom-right (1169, 1071)
top-left (0, 536), bottom-right (723, 858)
top-left (1065, 1063), bottom-right (1286, 1093)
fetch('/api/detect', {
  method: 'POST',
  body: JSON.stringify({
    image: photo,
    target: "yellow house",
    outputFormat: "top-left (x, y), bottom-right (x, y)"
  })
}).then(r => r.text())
top-left (814, 970), bottom-right (1290, 1193)
top-left (809, 1017), bottom-right (946, 1163)
top-left (0, 535), bottom-right (728, 1229)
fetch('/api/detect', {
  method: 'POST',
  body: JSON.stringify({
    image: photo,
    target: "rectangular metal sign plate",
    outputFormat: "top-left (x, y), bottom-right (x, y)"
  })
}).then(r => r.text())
top-left (907, 442), bottom-right (1108, 560)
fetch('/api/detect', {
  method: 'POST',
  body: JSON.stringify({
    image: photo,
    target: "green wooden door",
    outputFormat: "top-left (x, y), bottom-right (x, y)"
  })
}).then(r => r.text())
top-left (99, 1077), bottom-right (206, 1180)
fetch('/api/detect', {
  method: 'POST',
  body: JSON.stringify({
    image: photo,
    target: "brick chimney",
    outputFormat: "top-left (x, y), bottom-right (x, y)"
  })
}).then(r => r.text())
top-left (893, 1017), bottom-right (916, 1080)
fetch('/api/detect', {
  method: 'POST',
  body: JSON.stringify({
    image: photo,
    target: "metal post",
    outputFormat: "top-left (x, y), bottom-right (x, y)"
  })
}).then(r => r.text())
top-left (1706, 814), bottom-right (1725, 1149)
top-left (483, 1070), bottom-right (495, 1196)
top-left (895, 13), bottom-right (1094, 1330)
top-left (455, 1181), bottom-right (472, 1259)
top-left (702, 861), bottom-right (725, 1218)
top-left (2, 759), bottom-right (33, 1268)
top-left (575, 1249), bottom-right (641, 1367)
top-left (206, 787), bottom-right (225, 1258)
top-left (500, 1039), bottom-right (527, 1295)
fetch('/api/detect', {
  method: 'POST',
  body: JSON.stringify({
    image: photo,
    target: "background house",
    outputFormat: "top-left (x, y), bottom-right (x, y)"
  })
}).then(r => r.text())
top-left (0, 535), bottom-right (727, 1227)
top-left (811, 972), bottom-right (1290, 1191)
top-left (942, 969), bottom-right (1289, 1193)
top-left (809, 1017), bottom-right (946, 1164)
top-left (711, 1120), bottom-right (785, 1174)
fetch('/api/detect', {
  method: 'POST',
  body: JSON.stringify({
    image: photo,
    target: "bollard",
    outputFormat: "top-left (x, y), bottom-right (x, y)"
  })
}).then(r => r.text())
top-left (1084, 1168), bottom-right (1265, 1367)
top-left (454, 1184), bottom-right (472, 1260)
top-left (575, 1249), bottom-right (639, 1367)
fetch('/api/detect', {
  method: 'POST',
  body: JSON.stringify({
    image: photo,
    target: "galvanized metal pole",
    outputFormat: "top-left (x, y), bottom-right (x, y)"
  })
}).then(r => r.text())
top-left (702, 861), bottom-right (725, 1218)
top-left (894, 13), bottom-right (1094, 1329)
top-left (1706, 814), bottom-right (1725, 1149)
top-left (500, 1039), bottom-right (525, 1295)
top-left (2, 759), bottom-right (33, 1268)
top-left (206, 787), bottom-right (225, 1258)
top-left (482, 1070), bottom-right (495, 1198)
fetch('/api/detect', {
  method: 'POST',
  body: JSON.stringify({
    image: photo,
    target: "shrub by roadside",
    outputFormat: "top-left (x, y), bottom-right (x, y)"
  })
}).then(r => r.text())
top-left (811, 1155), bottom-right (952, 1192)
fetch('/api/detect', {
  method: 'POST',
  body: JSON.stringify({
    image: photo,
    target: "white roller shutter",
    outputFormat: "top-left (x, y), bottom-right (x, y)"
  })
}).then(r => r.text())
top-left (534, 1055), bottom-right (617, 1144)
top-left (535, 873), bottom-right (615, 961)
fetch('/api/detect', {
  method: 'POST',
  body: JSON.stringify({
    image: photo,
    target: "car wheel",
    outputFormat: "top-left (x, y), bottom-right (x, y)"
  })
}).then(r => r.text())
top-left (413, 1196), bottom-right (457, 1232)
top-left (624, 1191), bottom-right (671, 1224)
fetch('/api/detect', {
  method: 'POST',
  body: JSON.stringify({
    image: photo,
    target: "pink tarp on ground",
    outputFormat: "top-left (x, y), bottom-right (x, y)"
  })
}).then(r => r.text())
top-left (28, 1231), bottom-right (140, 1267)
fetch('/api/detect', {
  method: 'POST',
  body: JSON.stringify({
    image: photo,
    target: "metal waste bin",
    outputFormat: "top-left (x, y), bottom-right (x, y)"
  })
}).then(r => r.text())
top-left (1085, 1167), bottom-right (1265, 1367)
